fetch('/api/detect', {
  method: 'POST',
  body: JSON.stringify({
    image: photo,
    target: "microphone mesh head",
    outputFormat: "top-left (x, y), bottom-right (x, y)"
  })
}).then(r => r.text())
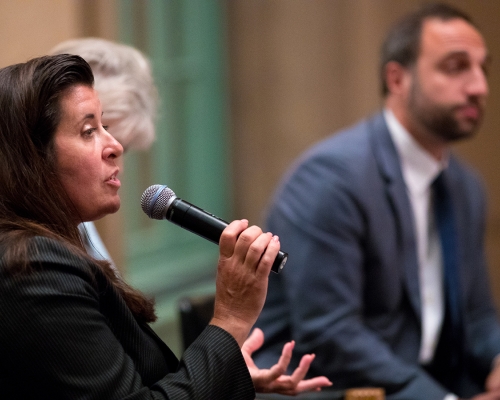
top-left (140, 184), bottom-right (176, 220)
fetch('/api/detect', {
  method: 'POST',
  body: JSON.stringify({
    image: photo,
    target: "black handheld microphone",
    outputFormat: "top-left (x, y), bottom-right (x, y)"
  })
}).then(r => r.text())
top-left (140, 184), bottom-right (287, 273)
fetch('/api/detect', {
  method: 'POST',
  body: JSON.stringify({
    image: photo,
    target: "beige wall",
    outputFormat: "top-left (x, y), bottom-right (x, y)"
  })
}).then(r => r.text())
top-left (0, 0), bottom-right (116, 68)
top-left (0, 0), bottom-right (76, 67)
top-left (3, 0), bottom-right (500, 307)
top-left (226, 0), bottom-right (500, 308)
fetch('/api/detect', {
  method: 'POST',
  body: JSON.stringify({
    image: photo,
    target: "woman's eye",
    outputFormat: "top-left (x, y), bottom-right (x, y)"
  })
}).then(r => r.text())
top-left (83, 128), bottom-right (97, 137)
top-left (102, 125), bottom-right (109, 132)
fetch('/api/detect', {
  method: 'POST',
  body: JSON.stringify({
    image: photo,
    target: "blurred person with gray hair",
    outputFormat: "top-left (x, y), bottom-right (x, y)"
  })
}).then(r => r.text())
top-left (51, 37), bottom-right (157, 151)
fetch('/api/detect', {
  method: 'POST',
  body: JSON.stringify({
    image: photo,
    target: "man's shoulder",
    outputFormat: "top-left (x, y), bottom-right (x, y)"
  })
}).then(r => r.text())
top-left (288, 113), bottom-right (386, 179)
top-left (270, 113), bottom-right (388, 209)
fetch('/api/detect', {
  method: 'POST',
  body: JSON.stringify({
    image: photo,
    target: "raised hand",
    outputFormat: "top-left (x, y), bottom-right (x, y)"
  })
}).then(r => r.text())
top-left (242, 327), bottom-right (332, 395)
top-left (210, 220), bottom-right (280, 346)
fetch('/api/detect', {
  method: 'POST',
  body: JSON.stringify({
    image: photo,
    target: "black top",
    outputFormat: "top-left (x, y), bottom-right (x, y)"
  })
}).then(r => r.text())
top-left (0, 236), bottom-right (254, 399)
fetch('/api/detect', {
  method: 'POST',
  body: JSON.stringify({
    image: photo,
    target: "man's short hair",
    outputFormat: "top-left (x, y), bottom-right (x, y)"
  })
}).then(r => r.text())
top-left (380, 2), bottom-right (476, 96)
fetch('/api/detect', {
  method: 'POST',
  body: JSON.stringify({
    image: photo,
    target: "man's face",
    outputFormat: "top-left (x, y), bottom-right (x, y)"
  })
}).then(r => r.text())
top-left (407, 17), bottom-right (489, 142)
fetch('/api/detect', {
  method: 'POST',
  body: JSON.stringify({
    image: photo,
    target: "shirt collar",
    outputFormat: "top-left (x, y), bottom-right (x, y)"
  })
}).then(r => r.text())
top-left (384, 108), bottom-right (447, 195)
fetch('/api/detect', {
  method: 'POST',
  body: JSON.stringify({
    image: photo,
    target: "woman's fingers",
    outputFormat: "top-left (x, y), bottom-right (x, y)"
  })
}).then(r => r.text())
top-left (232, 226), bottom-right (266, 263)
top-left (255, 234), bottom-right (280, 278)
top-left (242, 328), bottom-right (265, 356)
top-left (219, 219), bottom-right (249, 258)
top-left (213, 221), bottom-right (281, 346)
top-left (220, 222), bottom-right (280, 275)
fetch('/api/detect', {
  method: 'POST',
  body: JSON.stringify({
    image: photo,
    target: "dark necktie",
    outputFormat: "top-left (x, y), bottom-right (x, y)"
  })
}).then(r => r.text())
top-left (429, 172), bottom-right (463, 391)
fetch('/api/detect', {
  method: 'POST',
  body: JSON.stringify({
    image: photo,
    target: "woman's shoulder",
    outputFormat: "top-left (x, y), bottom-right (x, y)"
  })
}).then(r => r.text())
top-left (28, 235), bottom-right (87, 265)
top-left (0, 235), bottom-right (98, 286)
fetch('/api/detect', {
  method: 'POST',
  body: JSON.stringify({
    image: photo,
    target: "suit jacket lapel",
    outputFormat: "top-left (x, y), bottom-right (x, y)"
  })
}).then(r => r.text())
top-left (140, 321), bottom-right (180, 371)
top-left (369, 113), bottom-right (422, 321)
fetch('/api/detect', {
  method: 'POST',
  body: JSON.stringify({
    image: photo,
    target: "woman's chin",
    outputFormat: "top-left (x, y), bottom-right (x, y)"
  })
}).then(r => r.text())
top-left (103, 200), bottom-right (121, 217)
top-left (83, 200), bottom-right (121, 222)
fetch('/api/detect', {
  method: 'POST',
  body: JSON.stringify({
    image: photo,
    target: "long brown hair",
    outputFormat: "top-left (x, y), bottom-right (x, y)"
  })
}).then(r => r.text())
top-left (0, 54), bottom-right (156, 323)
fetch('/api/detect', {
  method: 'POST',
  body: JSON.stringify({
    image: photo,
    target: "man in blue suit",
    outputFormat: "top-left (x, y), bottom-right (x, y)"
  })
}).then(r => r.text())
top-left (254, 3), bottom-right (500, 399)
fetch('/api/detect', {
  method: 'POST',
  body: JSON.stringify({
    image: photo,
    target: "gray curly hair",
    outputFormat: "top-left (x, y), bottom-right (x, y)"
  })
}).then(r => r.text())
top-left (50, 37), bottom-right (157, 151)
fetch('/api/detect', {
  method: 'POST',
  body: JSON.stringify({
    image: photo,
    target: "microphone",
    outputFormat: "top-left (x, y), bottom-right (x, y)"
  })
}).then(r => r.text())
top-left (140, 184), bottom-right (287, 273)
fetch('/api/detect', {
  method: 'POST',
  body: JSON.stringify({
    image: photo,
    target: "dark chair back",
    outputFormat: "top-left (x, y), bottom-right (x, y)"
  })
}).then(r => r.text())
top-left (178, 293), bottom-right (215, 351)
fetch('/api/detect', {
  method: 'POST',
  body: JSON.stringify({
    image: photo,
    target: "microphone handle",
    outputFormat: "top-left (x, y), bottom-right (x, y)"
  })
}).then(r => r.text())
top-left (167, 198), bottom-right (287, 273)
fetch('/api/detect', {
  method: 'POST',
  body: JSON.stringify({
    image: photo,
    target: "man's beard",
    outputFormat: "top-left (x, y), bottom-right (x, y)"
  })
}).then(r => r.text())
top-left (408, 77), bottom-right (483, 142)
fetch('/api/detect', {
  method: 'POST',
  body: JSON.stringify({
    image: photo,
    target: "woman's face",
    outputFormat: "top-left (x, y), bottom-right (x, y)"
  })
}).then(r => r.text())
top-left (54, 84), bottom-right (123, 223)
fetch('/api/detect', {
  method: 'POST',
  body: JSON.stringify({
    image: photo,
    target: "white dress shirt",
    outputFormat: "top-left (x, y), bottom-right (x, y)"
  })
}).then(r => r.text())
top-left (384, 109), bottom-right (447, 362)
top-left (385, 110), bottom-right (463, 400)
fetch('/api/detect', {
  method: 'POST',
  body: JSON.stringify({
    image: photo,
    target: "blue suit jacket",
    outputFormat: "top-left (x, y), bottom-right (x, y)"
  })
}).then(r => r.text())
top-left (254, 113), bottom-right (500, 399)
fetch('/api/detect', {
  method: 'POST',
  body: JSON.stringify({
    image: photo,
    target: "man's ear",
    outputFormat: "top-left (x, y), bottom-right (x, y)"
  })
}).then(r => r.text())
top-left (384, 61), bottom-right (411, 96)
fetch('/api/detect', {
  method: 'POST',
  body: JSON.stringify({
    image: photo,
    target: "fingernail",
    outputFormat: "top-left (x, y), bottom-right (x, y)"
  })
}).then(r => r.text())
top-left (272, 235), bottom-right (280, 242)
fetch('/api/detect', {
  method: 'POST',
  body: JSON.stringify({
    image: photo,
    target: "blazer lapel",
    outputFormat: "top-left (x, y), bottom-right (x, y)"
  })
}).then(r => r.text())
top-left (140, 321), bottom-right (180, 371)
top-left (369, 113), bottom-right (422, 321)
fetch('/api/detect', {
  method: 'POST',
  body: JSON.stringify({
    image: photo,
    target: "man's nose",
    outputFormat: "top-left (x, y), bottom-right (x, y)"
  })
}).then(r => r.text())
top-left (466, 66), bottom-right (489, 98)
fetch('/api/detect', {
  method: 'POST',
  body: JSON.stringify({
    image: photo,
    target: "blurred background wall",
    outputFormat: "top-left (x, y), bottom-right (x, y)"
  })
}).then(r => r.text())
top-left (2, 0), bottom-right (500, 351)
top-left (225, 0), bottom-right (500, 311)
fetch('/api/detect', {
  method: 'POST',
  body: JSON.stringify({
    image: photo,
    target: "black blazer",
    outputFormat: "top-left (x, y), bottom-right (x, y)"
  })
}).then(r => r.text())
top-left (0, 236), bottom-right (255, 399)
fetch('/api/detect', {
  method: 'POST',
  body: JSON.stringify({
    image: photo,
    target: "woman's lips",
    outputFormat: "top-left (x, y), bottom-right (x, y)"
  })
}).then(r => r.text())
top-left (106, 172), bottom-right (121, 188)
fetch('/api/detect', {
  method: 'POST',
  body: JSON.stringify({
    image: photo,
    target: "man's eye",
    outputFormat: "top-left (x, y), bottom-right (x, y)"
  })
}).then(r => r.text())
top-left (103, 125), bottom-right (109, 132)
top-left (442, 59), bottom-right (469, 74)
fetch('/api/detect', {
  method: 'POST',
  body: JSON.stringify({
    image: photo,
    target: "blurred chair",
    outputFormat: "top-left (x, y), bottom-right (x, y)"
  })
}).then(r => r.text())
top-left (344, 388), bottom-right (385, 400)
top-left (256, 390), bottom-right (344, 399)
top-left (178, 293), bottom-right (215, 351)
top-left (256, 387), bottom-right (383, 400)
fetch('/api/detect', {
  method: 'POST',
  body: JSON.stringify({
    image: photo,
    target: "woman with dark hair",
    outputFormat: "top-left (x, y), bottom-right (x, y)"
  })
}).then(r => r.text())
top-left (0, 54), bottom-right (280, 399)
top-left (46, 39), bottom-right (332, 396)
